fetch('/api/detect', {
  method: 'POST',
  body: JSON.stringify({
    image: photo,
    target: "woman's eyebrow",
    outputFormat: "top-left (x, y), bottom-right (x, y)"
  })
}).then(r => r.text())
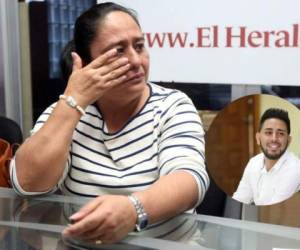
top-left (102, 41), bottom-right (124, 53)
top-left (102, 36), bottom-right (145, 52)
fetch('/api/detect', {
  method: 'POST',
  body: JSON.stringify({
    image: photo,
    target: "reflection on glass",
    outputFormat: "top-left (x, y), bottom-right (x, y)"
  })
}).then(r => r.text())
top-left (0, 190), bottom-right (299, 250)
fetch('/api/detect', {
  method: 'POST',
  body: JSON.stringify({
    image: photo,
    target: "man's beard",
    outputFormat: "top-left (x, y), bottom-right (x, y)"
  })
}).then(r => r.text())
top-left (260, 143), bottom-right (288, 160)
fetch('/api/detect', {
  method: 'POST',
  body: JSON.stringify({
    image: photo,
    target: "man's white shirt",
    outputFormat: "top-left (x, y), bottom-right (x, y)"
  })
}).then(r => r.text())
top-left (233, 151), bottom-right (300, 206)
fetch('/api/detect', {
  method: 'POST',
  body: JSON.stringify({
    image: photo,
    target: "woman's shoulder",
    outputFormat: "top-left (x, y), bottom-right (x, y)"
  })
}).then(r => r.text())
top-left (149, 82), bottom-right (191, 104)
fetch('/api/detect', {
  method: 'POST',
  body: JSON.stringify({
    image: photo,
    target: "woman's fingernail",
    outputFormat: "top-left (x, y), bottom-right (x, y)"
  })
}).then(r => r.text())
top-left (108, 48), bottom-right (117, 56)
top-left (69, 212), bottom-right (82, 221)
top-left (62, 229), bottom-right (69, 236)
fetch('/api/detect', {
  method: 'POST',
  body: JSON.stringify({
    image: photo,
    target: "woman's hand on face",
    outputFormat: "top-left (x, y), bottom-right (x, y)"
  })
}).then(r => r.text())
top-left (64, 49), bottom-right (130, 108)
top-left (62, 195), bottom-right (137, 244)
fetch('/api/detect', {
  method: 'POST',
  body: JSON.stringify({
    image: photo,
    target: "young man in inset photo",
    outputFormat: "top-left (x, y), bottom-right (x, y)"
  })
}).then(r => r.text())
top-left (233, 108), bottom-right (300, 206)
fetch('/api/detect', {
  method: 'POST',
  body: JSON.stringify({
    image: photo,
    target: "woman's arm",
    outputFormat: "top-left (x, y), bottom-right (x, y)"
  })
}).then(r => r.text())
top-left (13, 49), bottom-right (130, 193)
top-left (62, 170), bottom-right (199, 244)
top-left (15, 102), bottom-right (81, 192)
top-left (134, 170), bottom-right (199, 224)
top-left (62, 92), bottom-right (208, 243)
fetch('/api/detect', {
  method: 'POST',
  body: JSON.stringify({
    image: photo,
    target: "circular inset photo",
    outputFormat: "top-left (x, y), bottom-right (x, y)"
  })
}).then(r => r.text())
top-left (205, 94), bottom-right (300, 206)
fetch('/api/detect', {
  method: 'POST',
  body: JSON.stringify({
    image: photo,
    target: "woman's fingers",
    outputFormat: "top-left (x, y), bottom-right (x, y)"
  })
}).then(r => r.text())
top-left (103, 75), bottom-right (128, 90)
top-left (91, 61), bottom-right (130, 90)
top-left (74, 46), bottom-right (132, 83)
top-left (71, 52), bottom-right (83, 71)
top-left (77, 226), bottom-right (105, 241)
top-left (88, 49), bottom-right (117, 69)
top-left (64, 198), bottom-right (104, 236)
top-left (103, 63), bottom-right (130, 82)
top-left (99, 57), bottom-right (129, 76)
top-left (62, 195), bottom-right (136, 244)
top-left (69, 197), bottom-right (103, 222)
top-left (88, 49), bottom-right (131, 83)
top-left (65, 49), bottom-right (131, 105)
top-left (66, 212), bottom-right (104, 236)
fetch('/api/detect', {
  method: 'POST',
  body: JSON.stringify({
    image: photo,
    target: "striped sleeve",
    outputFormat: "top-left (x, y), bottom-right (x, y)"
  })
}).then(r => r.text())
top-left (10, 103), bottom-right (71, 196)
top-left (10, 155), bottom-right (70, 196)
top-left (30, 103), bottom-right (57, 135)
top-left (157, 91), bottom-right (209, 205)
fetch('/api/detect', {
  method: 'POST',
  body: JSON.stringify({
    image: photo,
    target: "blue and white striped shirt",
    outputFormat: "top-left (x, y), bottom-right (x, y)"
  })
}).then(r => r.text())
top-left (11, 83), bottom-right (209, 239)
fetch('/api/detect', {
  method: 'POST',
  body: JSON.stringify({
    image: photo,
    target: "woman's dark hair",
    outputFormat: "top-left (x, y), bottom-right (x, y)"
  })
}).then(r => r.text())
top-left (60, 40), bottom-right (75, 84)
top-left (259, 108), bottom-right (291, 134)
top-left (74, 2), bottom-right (140, 64)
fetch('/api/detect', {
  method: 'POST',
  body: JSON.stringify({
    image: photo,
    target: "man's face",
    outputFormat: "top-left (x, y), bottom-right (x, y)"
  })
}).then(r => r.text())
top-left (256, 118), bottom-right (291, 160)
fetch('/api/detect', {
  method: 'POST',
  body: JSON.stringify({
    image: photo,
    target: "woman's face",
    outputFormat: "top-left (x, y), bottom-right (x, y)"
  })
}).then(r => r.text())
top-left (90, 11), bottom-right (150, 102)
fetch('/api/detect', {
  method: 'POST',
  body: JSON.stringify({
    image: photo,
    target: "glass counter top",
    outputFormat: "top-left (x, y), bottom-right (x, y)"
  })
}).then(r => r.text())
top-left (0, 187), bottom-right (299, 250)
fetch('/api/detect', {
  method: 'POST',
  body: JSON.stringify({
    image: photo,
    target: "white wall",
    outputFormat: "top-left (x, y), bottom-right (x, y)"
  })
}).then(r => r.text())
top-left (102, 0), bottom-right (300, 86)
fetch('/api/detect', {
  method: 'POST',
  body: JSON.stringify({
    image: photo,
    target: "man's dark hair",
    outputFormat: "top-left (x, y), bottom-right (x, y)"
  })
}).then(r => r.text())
top-left (259, 108), bottom-right (290, 134)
